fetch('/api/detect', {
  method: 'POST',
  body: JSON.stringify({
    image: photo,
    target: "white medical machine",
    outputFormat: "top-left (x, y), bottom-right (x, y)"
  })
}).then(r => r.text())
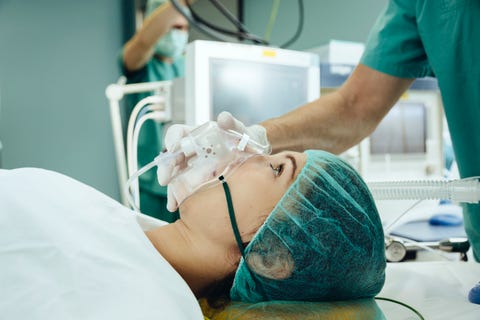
top-left (319, 63), bottom-right (444, 181)
top-left (359, 87), bottom-right (444, 181)
top-left (184, 40), bottom-right (320, 126)
top-left (310, 40), bottom-right (445, 181)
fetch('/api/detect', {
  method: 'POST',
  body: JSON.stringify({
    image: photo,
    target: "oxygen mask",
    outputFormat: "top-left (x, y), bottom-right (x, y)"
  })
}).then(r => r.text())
top-left (126, 121), bottom-right (270, 211)
top-left (163, 121), bottom-right (269, 206)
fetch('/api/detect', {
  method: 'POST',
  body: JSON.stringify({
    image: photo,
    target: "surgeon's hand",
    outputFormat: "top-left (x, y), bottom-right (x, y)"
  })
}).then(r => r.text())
top-left (217, 112), bottom-right (271, 153)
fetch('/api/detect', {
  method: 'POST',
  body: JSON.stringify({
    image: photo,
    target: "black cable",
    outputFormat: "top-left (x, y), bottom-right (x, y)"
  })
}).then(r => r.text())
top-left (171, 0), bottom-right (305, 48)
top-left (209, 0), bottom-right (268, 45)
top-left (171, 0), bottom-right (268, 45)
top-left (187, 3), bottom-right (267, 44)
top-left (206, 0), bottom-right (268, 44)
top-left (375, 297), bottom-right (425, 320)
top-left (237, 0), bottom-right (244, 25)
top-left (189, 0), bottom-right (267, 44)
top-left (170, 0), bottom-right (233, 42)
top-left (207, 0), bottom-right (248, 32)
top-left (279, 0), bottom-right (304, 48)
top-left (186, 0), bottom-right (242, 37)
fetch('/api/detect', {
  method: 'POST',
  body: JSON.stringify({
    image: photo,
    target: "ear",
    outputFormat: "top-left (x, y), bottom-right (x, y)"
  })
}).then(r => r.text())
top-left (246, 248), bottom-right (294, 280)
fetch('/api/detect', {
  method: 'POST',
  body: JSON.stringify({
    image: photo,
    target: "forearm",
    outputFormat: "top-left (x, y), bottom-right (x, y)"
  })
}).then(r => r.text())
top-left (123, 3), bottom-right (181, 71)
top-left (262, 64), bottom-right (414, 155)
top-left (262, 92), bottom-right (370, 154)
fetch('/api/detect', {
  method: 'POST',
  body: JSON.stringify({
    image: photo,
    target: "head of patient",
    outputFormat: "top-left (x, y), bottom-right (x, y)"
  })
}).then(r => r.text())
top-left (146, 150), bottom-right (386, 303)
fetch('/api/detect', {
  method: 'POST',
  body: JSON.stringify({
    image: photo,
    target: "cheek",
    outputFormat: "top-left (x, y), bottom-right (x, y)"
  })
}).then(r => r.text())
top-left (234, 180), bottom-right (282, 216)
top-left (234, 169), bottom-right (285, 202)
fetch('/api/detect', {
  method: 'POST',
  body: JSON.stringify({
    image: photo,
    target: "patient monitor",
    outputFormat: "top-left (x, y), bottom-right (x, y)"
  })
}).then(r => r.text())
top-left (177, 40), bottom-right (320, 126)
top-left (318, 61), bottom-right (444, 181)
top-left (359, 88), bottom-right (445, 181)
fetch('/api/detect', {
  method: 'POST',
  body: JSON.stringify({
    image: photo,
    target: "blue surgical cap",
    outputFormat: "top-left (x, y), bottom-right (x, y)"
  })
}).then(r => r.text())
top-left (230, 150), bottom-right (386, 302)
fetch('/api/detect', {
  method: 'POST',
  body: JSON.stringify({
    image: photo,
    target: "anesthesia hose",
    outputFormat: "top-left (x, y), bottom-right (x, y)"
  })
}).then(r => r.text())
top-left (367, 177), bottom-right (480, 204)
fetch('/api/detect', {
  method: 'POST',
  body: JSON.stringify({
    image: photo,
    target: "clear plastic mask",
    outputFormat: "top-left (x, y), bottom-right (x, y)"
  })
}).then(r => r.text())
top-left (160, 121), bottom-right (270, 207)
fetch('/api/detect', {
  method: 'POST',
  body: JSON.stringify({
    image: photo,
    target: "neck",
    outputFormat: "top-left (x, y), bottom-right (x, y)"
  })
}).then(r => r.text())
top-left (145, 219), bottom-right (238, 297)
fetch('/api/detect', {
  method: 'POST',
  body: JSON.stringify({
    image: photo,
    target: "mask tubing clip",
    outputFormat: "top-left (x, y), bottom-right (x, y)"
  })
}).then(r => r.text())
top-left (237, 134), bottom-right (250, 151)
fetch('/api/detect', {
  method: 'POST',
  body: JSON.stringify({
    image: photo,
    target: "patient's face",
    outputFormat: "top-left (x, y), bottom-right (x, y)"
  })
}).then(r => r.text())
top-left (180, 151), bottom-right (307, 244)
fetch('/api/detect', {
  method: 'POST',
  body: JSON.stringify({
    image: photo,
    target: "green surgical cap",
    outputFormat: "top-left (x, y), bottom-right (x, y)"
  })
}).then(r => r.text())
top-left (230, 150), bottom-right (386, 302)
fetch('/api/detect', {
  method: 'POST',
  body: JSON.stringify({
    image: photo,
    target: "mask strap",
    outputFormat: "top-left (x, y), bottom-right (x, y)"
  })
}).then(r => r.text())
top-left (219, 175), bottom-right (269, 300)
top-left (219, 175), bottom-right (246, 258)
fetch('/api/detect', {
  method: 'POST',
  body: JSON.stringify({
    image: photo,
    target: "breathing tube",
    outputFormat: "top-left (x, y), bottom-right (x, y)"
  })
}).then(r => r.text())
top-left (367, 177), bottom-right (480, 204)
top-left (368, 177), bottom-right (479, 264)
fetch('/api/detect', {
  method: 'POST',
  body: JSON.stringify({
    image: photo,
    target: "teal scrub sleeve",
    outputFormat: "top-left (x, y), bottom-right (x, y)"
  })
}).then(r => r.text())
top-left (117, 50), bottom-right (149, 84)
top-left (360, 0), bottom-right (433, 79)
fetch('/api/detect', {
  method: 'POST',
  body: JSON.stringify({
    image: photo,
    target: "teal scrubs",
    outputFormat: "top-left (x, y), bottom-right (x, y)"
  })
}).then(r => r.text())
top-left (119, 53), bottom-right (185, 222)
top-left (361, 0), bottom-right (480, 260)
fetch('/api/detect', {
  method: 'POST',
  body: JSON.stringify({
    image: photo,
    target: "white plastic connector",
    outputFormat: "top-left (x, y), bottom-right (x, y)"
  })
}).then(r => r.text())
top-left (105, 84), bottom-right (124, 101)
top-left (237, 133), bottom-right (250, 151)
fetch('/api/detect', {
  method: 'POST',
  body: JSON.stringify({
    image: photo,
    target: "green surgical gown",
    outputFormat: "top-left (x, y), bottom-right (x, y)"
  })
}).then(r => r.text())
top-left (120, 53), bottom-right (185, 222)
top-left (361, 0), bottom-right (480, 260)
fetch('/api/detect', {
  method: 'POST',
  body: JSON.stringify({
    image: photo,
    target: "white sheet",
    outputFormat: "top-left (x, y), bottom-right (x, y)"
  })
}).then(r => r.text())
top-left (379, 261), bottom-right (480, 319)
top-left (0, 168), bottom-right (203, 320)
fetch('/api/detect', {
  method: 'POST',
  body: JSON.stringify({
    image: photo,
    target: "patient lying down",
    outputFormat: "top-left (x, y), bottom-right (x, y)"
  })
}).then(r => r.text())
top-left (0, 150), bottom-right (385, 319)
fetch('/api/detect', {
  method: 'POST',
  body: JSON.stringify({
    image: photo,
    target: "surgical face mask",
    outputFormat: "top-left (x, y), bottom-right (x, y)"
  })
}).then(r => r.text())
top-left (154, 29), bottom-right (188, 58)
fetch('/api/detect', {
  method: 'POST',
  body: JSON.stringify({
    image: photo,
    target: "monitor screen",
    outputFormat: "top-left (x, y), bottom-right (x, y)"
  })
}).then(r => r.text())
top-left (369, 102), bottom-right (427, 155)
top-left (185, 40), bottom-right (319, 126)
top-left (210, 58), bottom-right (309, 126)
top-left (353, 87), bottom-right (443, 180)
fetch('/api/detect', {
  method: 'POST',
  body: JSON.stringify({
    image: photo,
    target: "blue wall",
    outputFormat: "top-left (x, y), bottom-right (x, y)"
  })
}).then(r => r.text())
top-left (0, 0), bottom-right (131, 199)
top-left (243, 0), bottom-right (387, 50)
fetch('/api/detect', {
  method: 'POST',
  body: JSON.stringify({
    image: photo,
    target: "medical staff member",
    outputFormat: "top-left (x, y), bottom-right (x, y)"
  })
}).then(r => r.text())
top-left (166, 1), bottom-right (480, 263)
top-left (120, 0), bottom-right (189, 221)
top-left (271, 0), bottom-right (480, 262)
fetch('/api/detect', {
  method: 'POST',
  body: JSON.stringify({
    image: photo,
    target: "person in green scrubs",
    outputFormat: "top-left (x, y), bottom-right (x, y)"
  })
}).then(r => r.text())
top-left (359, 0), bottom-right (480, 263)
top-left (119, 0), bottom-right (189, 221)
top-left (259, 0), bottom-right (480, 262)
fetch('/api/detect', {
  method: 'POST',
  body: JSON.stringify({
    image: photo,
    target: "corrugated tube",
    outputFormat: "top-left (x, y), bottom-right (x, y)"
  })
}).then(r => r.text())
top-left (367, 177), bottom-right (480, 204)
